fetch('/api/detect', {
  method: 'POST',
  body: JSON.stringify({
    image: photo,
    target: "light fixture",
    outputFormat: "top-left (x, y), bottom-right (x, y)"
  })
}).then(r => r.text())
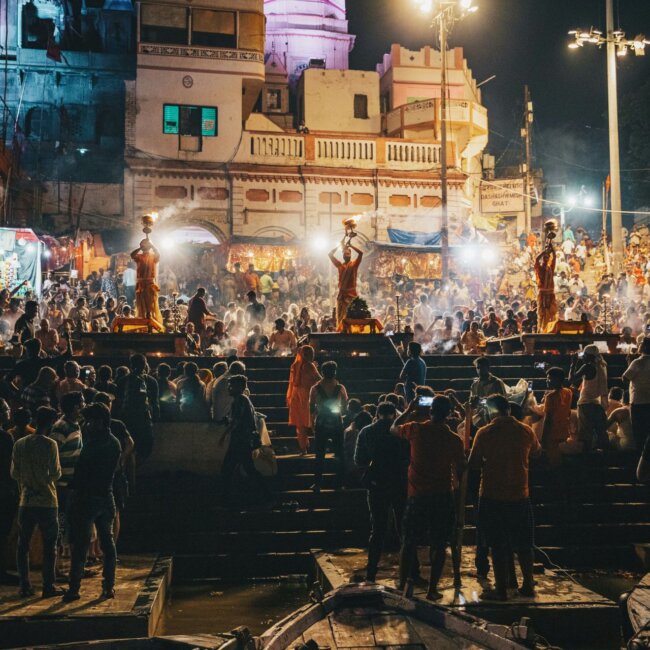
top-left (617, 44), bottom-right (628, 57)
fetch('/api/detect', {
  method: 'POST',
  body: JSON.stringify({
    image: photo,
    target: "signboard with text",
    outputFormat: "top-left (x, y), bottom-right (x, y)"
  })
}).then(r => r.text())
top-left (480, 178), bottom-right (525, 214)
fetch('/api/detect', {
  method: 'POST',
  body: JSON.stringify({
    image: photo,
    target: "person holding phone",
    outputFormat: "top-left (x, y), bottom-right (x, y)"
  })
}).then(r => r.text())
top-left (391, 395), bottom-right (467, 601)
top-left (309, 361), bottom-right (349, 493)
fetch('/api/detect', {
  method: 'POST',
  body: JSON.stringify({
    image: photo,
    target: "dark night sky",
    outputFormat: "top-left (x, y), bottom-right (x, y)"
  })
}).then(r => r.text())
top-left (347, 0), bottom-right (650, 196)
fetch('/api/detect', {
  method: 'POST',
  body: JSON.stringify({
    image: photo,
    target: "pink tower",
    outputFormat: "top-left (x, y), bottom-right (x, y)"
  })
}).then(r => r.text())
top-left (264, 0), bottom-right (356, 83)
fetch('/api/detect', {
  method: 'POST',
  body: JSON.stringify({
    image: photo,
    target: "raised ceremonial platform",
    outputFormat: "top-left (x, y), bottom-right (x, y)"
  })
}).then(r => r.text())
top-left (0, 556), bottom-right (171, 649)
top-left (80, 332), bottom-right (187, 357)
top-left (314, 548), bottom-right (620, 647)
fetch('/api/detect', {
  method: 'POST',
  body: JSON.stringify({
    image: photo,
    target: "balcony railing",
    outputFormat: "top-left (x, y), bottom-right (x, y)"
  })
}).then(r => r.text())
top-left (235, 131), bottom-right (446, 171)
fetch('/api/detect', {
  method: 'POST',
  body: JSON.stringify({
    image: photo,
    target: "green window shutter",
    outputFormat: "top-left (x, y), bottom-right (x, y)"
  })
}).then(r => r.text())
top-left (201, 107), bottom-right (217, 136)
top-left (163, 104), bottom-right (180, 134)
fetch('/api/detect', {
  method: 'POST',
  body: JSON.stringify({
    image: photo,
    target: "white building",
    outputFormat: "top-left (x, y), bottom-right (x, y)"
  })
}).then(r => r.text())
top-left (123, 0), bottom-right (490, 266)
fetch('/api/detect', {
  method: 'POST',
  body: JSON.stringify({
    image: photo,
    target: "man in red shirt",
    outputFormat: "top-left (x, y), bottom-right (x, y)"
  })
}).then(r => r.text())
top-left (392, 395), bottom-right (466, 600)
top-left (468, 395), bottom-right (541, 601)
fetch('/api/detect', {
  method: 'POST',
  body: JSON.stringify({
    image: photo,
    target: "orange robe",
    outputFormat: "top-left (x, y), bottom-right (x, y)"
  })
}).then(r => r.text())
top-left (332, 257), bottom-right (361, 329)
top-left (535, 249), bottom-right (557, 333)
top-left (134, 250), bottom-right (163, 325)
top-left (542, 388), bottom-right (573, 466)
top-left (287, 358), bottom-right (320, 430)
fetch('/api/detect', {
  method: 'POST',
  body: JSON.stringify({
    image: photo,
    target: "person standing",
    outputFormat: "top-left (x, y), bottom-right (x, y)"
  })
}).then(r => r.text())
top-left (243, 264), bottom-right (260, 295)
top-left (10, 406), bottom-right (62, 598)
top-left (540, 367), bottom-right (573, 467)
top-left (50, 392), bottom-right (85, 556)
top-left (287, 345), bottom-right (321, 455)
top-left (219, 375), bottom-right (268, 506)
top-left (187, 287), bottom-right (215, 335)
top-left (623, 338), bottom-right (650, 453)
top-left (355, 401), bottom-right (410, 582)
top-left (309, 361), bottom-right (348, 492)
top-left (122, 262), bottom-right (137, 306)
top-left (392, 395), bottom-right (466, 600)
top-left (63, 403), bottom-right (121, 602)
top-left (0, 400), bottom-right (16, 584)
top-left (468, 395), bottom-right (540, 601)
top-left (116, 354), bottom-right (159, 464)
top-left (329, 240), bottom-right (363, 329)
top-left (400, 342), bottom-right (427, 405)
top-left (570, 345), bottom-right (610, 452)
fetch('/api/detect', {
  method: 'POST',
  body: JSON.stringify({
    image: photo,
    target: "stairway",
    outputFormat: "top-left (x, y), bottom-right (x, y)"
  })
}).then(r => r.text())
top-left (120, 351), bottom-right (650, 583)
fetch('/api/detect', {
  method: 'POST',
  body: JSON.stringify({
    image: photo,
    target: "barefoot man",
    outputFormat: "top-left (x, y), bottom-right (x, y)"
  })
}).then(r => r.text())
top-left (329, 240), bottom-right (363, 330)
top-left (131, 239), bottom-right (163, 326)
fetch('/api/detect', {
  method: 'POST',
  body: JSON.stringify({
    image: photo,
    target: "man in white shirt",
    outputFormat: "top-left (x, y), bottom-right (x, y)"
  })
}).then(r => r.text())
top-left (623, 338), bottom-right (650, 452)
top-left (413, 294), bottom-right (433, 329)
top-left (123, 263), bottom-right (137, 306)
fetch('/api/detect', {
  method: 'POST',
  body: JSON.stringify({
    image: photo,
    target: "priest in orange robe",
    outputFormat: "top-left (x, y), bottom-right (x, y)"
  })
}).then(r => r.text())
top-left (131, 238), bottom-right (163, 326)
top-left (534, 244), bottom-right (557, 333)
top-left (329, 240), bottom-right (363, 329)
top-left (286, 345), bottom-right (322, 454)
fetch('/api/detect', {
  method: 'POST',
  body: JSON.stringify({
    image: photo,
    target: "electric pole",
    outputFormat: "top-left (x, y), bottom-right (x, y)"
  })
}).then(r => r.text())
top-left (439, 13), bottom-right (449, 281)
top-left (522, 85), bottom-right (533, 234)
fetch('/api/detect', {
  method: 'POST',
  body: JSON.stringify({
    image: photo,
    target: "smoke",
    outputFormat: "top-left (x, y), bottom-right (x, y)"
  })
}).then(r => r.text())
top-left (156, 198), bottom-right (203, 223)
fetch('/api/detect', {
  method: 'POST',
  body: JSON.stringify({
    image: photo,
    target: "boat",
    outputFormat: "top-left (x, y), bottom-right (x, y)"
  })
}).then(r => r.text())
top-left (624, 572), bottom-right (650, 648)
top-left (258, 582), bottom-right (541, 649)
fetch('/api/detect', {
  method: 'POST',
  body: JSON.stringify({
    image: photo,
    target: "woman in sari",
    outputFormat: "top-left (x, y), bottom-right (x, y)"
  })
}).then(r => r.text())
top-left (286, 345), bottom-right (321, 454)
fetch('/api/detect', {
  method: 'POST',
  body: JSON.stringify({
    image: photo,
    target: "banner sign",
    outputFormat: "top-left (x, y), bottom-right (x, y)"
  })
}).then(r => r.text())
top-left (480, 179), bottom-right (525, 214)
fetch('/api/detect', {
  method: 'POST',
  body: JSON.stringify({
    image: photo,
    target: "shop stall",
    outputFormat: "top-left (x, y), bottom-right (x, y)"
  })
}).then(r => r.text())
top-left (0, 227), bottom-right (42, 295)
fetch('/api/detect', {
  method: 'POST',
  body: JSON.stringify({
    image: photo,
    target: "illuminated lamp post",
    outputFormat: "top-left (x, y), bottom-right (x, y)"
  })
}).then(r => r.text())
top-left (412, 0), bottom-right (478, 281)
top-left (568, 0), bottom-right (649, 272)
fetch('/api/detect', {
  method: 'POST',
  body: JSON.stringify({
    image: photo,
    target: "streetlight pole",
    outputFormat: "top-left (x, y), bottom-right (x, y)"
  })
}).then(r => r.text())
top-left (568, 0), bottom-right (649, 272)
top-left (415, 0), bottom-right (478, 281)
top-left (605, 0), bottom-right (623, 273)
top-left (438, 11), bottom-right (449, 281)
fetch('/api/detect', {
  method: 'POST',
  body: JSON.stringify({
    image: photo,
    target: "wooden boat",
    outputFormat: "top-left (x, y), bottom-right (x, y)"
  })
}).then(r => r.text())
top-left (624, 572), bottom-right (650, 648)
top-left (258, 583), bottom-right (540, 649)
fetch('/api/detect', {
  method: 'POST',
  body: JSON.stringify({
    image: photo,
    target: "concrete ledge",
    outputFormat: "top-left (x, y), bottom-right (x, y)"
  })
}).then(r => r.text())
top-left (0, 555), bottom-right (172, 649)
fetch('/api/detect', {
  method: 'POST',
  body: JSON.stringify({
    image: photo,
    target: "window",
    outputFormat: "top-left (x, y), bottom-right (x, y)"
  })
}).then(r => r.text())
top-left (266, 89), bottom-right (282, 111)
top-left (141, 4), bottom-right (188, 44)
top-left (163, 105), bottom-right (218, 137)
top-left (354, 94), bottom-right (369, 119)
top-left (239, 12), bottom-right (264, 52)
top-left (192, 10), bottom-right (235, 48)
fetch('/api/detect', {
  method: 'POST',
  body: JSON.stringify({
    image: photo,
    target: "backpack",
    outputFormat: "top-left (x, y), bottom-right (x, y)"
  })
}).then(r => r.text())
top-left (315, 384), bottom-right (343, 434)
top-left (122, 373), bottom-right (150, 417)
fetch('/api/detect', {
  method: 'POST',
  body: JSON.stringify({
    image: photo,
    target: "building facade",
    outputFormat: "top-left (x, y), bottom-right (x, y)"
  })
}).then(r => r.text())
top-left (3, 0), bottom-right (491, 258)
top-left (0, 0), bottom-right (135, 228)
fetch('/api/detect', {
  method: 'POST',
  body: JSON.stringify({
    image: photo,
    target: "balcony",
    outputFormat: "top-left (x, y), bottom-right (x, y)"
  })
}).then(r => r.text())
top-left (384, 98), bottom-right (488, 139)
top-left (235, 132), bottom-right (447, 172)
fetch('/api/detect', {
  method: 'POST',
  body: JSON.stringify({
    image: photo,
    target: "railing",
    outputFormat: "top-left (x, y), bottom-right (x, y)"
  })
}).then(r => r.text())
top-left (237, 133), bottom-right (305, 164)
top-left (236, 132), bottom-right (445, 171)
top-left (386, 142), bottom-right (440, 168)
top-left (385, 98), bottom-right (487, 136)
top-left (250, 134), bottom-right (304, 159)
top-left (315, 138), bottom-right (376, 165)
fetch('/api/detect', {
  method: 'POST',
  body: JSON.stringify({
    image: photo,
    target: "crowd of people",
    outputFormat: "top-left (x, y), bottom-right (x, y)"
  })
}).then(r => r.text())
top-left (0, 221), bottom-right (649, 604)
top-left (0, 223), bottom-right (648, 359)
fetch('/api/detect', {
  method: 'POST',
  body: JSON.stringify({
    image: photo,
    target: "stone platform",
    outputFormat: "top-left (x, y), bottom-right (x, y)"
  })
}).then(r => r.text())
top-left (314, 547), bottom-right (620, 647)
top-left (0, 555), bottom-right (171, 649)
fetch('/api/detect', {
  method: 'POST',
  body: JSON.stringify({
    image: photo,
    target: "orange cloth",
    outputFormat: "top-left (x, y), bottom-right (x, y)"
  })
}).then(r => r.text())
top-left (133, 250), bottom-right (162, 325)
top-left (470, 416), bottom-right (540, 501)
top-left (535, 247), bottom-right (557, 333)
top-left (542, 388), bottom-right (573, 466)
top-left (332, 257), bottom-right (361, 328)
top-left (287, 352), bottom-right (321, 430)
top-left (244, 271), bottom-right (260, 293)
top-left (397, 421), bottom-right (465, 497)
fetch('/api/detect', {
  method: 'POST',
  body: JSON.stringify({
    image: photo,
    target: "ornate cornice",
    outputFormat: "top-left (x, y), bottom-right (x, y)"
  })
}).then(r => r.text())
top-left (138, 43), bottom-right (264, 63)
